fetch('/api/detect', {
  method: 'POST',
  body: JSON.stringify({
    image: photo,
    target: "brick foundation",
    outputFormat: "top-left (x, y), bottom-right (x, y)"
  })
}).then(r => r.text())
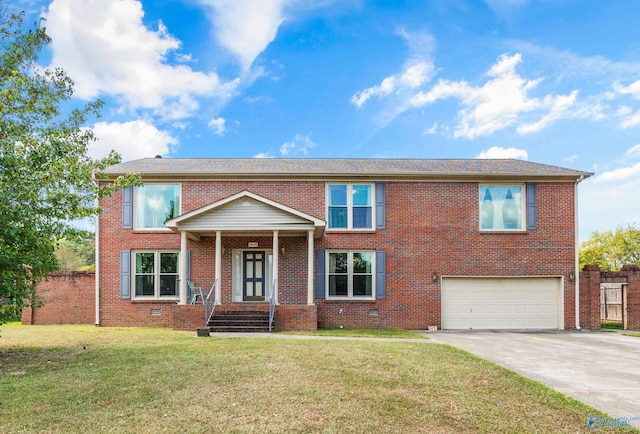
top-left (275, 304), bottom-right (317, 331)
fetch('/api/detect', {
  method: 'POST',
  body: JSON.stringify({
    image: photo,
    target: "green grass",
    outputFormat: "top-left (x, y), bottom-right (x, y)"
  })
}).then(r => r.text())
top-left (0, 323), bottom-right (632, 433)
top-left (624, 333), bottom-right (640, 338)
top-left (280, 327), bottom-right (427, 339)
top-left (601, 320), bottom-right (623, 329)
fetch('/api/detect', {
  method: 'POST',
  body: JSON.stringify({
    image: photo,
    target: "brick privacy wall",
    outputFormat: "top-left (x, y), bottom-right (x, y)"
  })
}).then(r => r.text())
top-left (580, 264), bottom-right (640, 330)
top-left (22, 272), bottom-right (95, 325)
top-left (99, 180), bottom-right (577, 330)
top-left (579, 265), bottom-right (601, 329)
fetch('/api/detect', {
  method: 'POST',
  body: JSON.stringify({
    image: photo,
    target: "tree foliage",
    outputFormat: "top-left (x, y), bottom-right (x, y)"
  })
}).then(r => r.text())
top-left (0, 7), bottom-right (137, 323)
top-left (579, 225), bottom-right (640, 272)
top-left (55, 235), bottom-right (95, 272)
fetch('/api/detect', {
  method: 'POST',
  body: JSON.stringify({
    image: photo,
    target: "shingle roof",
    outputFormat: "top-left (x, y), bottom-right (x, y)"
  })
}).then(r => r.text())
top-left (101, 158), bottom-right (592, 180)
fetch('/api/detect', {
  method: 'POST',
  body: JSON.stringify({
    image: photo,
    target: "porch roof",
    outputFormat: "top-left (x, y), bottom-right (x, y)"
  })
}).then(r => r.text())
top-left (165, 190), bottom-right (325, 239)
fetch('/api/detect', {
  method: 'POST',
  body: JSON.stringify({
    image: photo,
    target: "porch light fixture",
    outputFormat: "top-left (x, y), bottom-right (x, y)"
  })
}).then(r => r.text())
top-left (569, 272), bottom-right (575, 281)
top-left (281, 247), bottom-right (285, 256)
top-left (432, 272), bottom-right (438, 282)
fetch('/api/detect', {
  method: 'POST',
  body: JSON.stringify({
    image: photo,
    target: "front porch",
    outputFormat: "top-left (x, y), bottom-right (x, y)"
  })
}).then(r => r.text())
top-left (165, 191), bottom-right (324, 332)
top-left (172, 300), bottom-right (318, 332)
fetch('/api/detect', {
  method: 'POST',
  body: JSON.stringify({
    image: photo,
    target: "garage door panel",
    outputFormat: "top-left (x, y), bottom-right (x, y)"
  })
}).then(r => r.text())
top-left (442, 277), bottom-right (562, 330)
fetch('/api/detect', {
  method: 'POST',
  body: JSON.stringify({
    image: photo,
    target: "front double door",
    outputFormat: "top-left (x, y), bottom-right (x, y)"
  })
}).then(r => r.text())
top-left (243, 251), bottom-right (266, 301)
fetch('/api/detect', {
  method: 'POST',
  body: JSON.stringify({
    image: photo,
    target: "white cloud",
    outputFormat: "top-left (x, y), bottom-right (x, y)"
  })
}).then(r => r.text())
top-left (579, 144), bottom-right (640, 240)
top-left (626, 144), bottom-right (640, 157)
top-left (352, 31), bottom-right (435, 108)
top-left (593, 161), bottom-right (640, 183)
top-left (476, 146), bottom-right (528, 160)
top-left (90, 120), bottom-right (178, 161)
top-left (279, 141), bottom-right (295, 156)
top-left (516, 90), bottom-right (579, 134)
top-left (279, 134), bottom-right (317, 156)
top-left (208, 117), bottom-right (226, 135)
top-left (44, 0), bottom-right (238, 119)
top-left (253, 152), bottom-right (275, 158)
top-left (580, 174), bottom-right (640, 241)
top-left (620, 109), bottom-right (640, 128)
top-left (614, 80), bottom-right (640, 99)
top-left (197, 0), bottom-right (291, 71)
top-left (408, 53), bottom-right (582, 139)
top-left (564, 154), bottom-right (578, 163)
top-left (423, 123), bottom-right (439, 135)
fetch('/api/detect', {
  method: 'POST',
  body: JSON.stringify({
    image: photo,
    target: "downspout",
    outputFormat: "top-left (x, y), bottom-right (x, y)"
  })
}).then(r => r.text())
top-left (574, 174), bottom-right (585, 330)
top-left (93, 172), bottom-right (100, 326)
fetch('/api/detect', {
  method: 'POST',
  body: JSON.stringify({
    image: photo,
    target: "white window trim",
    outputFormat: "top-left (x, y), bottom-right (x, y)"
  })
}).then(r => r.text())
top-left (133, 182), bottom-right (182, 231)
top-left (325, 250), bottom-right (376, 300)
top-left (131, 250), bottom-right (180, 300)
top-left (479, 183), bottom-right (527, 232)
top-left (326, 182), bottom-right (376, 231)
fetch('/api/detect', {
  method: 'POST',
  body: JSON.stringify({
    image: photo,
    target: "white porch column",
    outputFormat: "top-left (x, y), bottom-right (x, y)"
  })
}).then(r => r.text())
top-left (179, 231), bottom-right (188, 305)
top-left (215, 231), bottom-right (222, 305)
top-left (273, 230), bottom-right (279, 304)
top-left (307, 230), bottom-right (314, 305)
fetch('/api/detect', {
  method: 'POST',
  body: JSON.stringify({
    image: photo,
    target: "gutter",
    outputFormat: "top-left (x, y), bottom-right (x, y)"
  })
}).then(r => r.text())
top-left (92, 172), bottom-right (100, 326)
top-left (574, 174), bottom-right (586, 330)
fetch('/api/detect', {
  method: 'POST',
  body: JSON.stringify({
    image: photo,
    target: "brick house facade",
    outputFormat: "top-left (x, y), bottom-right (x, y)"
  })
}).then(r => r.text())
top-left (96, 158), bottom-right (591, 331)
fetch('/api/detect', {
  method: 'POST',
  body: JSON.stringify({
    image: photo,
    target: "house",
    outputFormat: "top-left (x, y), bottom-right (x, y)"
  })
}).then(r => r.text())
top-left (96, 158), bottom-right (592, 332)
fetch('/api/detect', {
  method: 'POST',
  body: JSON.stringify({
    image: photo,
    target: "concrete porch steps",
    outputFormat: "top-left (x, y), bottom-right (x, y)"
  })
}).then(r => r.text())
top-left (208, 310), bottom-right (271, 333)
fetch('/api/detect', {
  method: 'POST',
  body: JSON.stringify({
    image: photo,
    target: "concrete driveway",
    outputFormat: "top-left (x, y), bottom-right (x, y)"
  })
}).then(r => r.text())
top-left (428, 330), bottom-right (640, 428)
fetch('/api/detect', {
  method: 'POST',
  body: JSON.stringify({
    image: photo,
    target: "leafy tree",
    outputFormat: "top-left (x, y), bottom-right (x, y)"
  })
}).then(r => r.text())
top-left (55, 235), bottom-right (95, 271)
top-left (0, 7), bottom-right (137, 323)
top-left (579, 225), bottom-right (640, 272)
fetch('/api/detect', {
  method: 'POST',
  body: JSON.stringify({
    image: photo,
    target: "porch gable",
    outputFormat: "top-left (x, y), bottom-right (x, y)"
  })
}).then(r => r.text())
top-left (165, 190), bottom-right (325, 238)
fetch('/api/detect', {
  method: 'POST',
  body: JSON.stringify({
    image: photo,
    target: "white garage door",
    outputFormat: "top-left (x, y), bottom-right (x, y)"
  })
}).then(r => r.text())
top-left (442, 277), bottom-right (562, 330)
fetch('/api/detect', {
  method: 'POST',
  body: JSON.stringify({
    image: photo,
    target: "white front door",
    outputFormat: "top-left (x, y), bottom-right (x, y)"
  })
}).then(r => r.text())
top-left (232, 250), bottom-right (273, 302)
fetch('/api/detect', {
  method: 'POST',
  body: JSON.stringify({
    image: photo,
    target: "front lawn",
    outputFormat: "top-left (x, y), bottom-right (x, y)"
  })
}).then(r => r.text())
top-left (0, 323), bottom-right (629, 433)
top-left (280, 327), bottom-right (427, 339)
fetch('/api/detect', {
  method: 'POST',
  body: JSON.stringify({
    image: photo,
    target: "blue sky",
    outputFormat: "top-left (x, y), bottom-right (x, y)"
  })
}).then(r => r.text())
top-left (14, 0), bottom-right (640, 241)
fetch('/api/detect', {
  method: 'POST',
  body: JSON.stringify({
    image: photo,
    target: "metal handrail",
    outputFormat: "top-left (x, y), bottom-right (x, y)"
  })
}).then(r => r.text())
top-left (268, 278), bottom-right (277, 332)
top-left (204, 278), bottom-right (218, 328)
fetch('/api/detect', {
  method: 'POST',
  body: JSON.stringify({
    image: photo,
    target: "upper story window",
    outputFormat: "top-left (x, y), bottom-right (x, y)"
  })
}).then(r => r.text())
top-left (133, 251), bottom-right (179, 299)
top-left (479, 185), bottom-right (524, 231)
top-left (327, 251), bottom-right (375, 300)
top-left (134, 184), bottom-right (181, 230)
top-left (327, 183), bottom-right (374, 230)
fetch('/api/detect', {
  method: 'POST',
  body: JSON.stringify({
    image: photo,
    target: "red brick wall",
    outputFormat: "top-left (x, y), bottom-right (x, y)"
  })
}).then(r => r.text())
top-left (99, 180), bottom-right (577, 330)
top-left (580, 264), bottom-right (640, 330)
top-left (625, 266), bottom-right (640, 330)
top-left (579, 265), bottom-right (601, 329)
top-left (276, 305), bottom-right (317, 331)
top-left (22, 272), bottom-right (95, 325)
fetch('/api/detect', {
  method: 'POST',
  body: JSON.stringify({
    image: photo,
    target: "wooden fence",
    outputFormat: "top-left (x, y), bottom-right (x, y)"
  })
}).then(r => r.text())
top-left (600, 283), bottom-right (623, 322)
